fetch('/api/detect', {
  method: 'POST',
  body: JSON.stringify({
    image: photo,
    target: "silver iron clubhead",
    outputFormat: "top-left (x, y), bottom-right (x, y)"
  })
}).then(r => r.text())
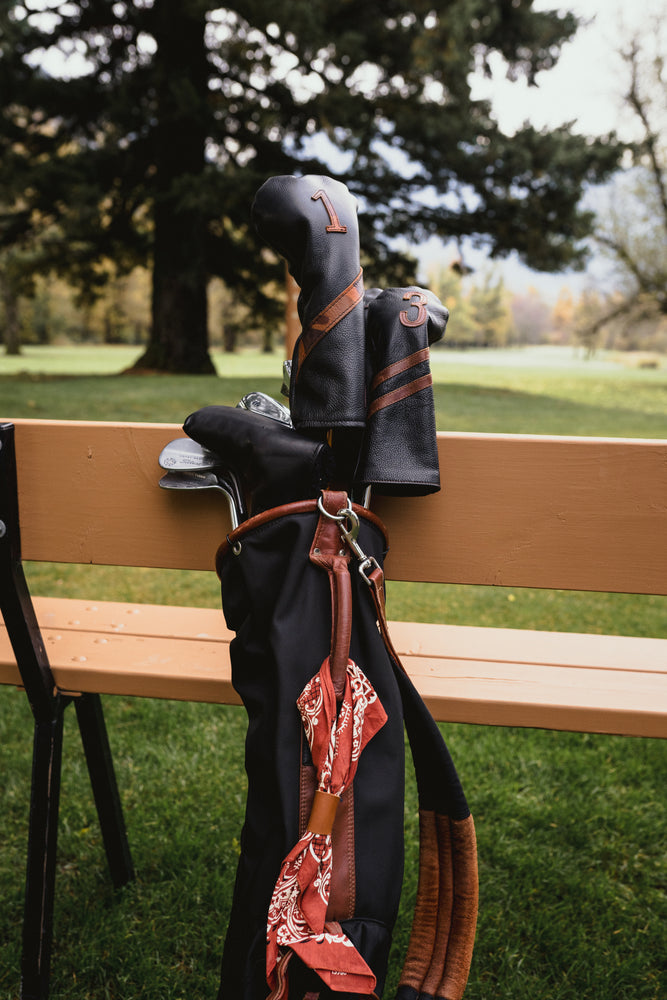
top-left (159, 471), bottom-right (240, 529)
top-left (158, 438), bottom-right (221, 471)
top-left (236, 391), bottom-right (292, 426)
top-left (281, 360), bottom-right (292, 399)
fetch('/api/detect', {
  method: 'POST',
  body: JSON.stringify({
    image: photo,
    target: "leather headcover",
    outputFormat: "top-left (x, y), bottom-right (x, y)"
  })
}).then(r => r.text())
top-left (183, 406), bottom-right (336, 515)
top-left (354, 287), bottom-right (448, 496)
top-left (251, 175), bottom-right (367, 433)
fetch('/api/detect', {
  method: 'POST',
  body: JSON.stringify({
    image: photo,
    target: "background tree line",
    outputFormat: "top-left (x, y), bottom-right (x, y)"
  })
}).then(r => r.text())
top-left (2, 3), bottom-right (665, 368)
top-left (1, 0), bottom-right (626, 371)
top-left (6, 256), bottom-right (665, 357)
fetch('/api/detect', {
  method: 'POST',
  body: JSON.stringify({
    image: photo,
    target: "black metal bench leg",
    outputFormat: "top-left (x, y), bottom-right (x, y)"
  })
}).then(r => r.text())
top-left (21, 708), bottom-right (65, 1000)
top-left (75, 693), bottom-right (135, 888)
top-left (1, 423), bottom-right (135, 998)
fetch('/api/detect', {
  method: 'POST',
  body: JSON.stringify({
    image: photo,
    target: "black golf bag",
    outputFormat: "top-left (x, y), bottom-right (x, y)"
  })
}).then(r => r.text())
top-left (178, 172), bottom-right (477, 1000)
top-left (213, 491), bottom-right (478, 1000)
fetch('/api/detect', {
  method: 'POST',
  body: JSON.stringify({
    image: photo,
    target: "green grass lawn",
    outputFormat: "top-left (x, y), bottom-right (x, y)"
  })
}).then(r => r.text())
top-left (1, 345), bottom-right (666, 999)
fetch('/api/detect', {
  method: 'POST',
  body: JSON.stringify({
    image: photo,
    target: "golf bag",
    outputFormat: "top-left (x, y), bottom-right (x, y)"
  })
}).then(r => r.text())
top-left (214, 491), bottom-right (478, 1000)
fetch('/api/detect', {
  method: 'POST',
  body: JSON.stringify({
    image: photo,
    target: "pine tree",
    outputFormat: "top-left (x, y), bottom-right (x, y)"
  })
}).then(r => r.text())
top-left (0, 1), bottom-right (622, 372)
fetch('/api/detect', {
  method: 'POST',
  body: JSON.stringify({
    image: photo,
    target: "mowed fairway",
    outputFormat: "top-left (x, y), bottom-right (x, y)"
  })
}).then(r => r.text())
top-left (1, 345), bottom-right (666, 1000)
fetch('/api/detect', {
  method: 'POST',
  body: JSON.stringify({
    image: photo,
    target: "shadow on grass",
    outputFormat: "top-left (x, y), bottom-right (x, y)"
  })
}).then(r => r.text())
top-left (0, 374), bottom-right (285, 424)
top-left (2, 373), bottom-right (665, 437)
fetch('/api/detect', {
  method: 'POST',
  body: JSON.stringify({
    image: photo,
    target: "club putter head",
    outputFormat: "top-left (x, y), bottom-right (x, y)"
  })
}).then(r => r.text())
top-left (236, 391), bottom-right (292, 427)
top-left (159, 471), bottom-right (241, 529)
top-left (158, 437), bottom-right (221, 471)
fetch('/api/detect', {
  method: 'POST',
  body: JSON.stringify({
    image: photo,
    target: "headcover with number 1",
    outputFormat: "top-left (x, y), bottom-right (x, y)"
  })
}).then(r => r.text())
top-left (252, 175), bottom-right (367, 444)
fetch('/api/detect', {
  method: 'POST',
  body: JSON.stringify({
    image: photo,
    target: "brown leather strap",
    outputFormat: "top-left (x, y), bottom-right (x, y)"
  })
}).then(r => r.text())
top-left (309, 490), bottom-right (352, 698)
top-left (299, 740), bottom-right (356, 923)
top-left (365, 561), bottom-right (478, 1000)
top-left (367, 565), bottom-right (404, 673)
top-left (216, 497), bottom-right (389, 575)
top-left (303, 490), bottom-right (357, 921)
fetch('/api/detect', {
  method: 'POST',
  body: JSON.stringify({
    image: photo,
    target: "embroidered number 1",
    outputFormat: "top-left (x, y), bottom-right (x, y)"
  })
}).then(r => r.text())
top-left (400, 291), bottom-right (428, 328)
top-left (312, 189), bottom-right (347, 233)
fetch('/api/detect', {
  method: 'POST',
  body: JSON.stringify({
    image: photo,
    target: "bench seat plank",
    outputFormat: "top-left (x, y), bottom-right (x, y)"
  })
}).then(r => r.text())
top-left (2, 598), bottom-right (664, 738)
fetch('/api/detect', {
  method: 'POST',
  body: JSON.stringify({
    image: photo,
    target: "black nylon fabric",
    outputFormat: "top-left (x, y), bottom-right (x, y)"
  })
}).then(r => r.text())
top-left (216, 506), bottom-right (405, 1000)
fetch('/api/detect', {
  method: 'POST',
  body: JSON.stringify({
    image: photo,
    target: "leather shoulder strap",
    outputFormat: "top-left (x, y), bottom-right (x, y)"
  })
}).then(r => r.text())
top-left (366, 564), bottom-right (479, 1000)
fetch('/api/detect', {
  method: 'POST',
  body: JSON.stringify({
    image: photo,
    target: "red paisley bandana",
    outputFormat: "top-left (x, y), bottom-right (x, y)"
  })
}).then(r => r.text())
top-left (266, 657), bottom-right (387, 998)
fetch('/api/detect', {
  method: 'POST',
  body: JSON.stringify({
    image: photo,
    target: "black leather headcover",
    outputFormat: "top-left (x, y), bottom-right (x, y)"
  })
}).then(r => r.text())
top-left (354, 287), bottom-right (448, 496)
top-left (183, 406), bottom-right (336, 515)
top-left (251, 175), bottom-right (367, 433)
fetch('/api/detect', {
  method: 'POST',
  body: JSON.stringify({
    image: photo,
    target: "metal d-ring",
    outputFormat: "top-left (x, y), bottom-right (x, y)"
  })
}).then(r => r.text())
top-left (317, 494), bottom-right (379, 585)
top-left (317, 494), bottom-right (349, 524)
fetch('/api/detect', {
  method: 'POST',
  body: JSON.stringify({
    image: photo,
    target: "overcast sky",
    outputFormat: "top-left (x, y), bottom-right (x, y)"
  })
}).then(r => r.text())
top-left (426, 0), bottom-right (666, 296)
top-left (474, 0), bottom-right (665, 139)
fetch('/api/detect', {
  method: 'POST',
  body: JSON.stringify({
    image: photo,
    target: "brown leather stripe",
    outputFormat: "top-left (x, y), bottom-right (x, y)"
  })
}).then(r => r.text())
top-left (216, 498), bottom-right (389, 576)
top-left (367, 372), bottom-right (433, 418)
top-left (309, 490), bottom-right (352, 698)
top-left (421, 815), bottom-right (454, 996)
top-left (327, 786), bottom-right (356, 921)
top-left (370, 347), bottom-right (430, 392)
top-left (367, 555), bottom-right (478, 1000)
top-left (438, 814), bottom-right (479, 1000)
top-left (398, 810), bottom-right (440, 990)
top-left (297, 269), bottom-right (364, 367)
top-left (298, 758), bottom-right (356, 922)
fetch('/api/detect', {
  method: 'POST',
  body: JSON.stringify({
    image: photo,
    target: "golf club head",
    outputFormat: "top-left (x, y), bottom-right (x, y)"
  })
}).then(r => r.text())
top-left (236, 391), bottom-right (292, 427)
top-left (159, 437), bottom-right (221, 472)
top-left (281, 360), bottom-right (292, 399)
top-left (159, 470), bottom-right (241, 529)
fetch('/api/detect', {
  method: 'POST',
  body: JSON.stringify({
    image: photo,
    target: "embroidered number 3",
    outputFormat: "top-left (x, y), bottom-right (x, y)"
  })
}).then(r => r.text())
top-left (400, 291), bottom-right (428, 328)
top-left (311, 189), bottom-right (347, 233)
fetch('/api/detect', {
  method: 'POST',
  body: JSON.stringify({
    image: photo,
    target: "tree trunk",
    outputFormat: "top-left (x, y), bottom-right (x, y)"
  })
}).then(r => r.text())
top-left (1, 274), bottom-right (21, 356)
top-left (131, 0), bottom-right (214, 374)
top-left (223, 323), bottom-right (237, 353)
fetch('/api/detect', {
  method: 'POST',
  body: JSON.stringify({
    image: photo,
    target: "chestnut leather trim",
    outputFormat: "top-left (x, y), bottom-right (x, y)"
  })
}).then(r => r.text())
top-left (297, 269), bottom-right (364, 368)
top-left (309, 490), bottom-right (352, 697)
top-left (307, 790), bottom-right (340, 835)
top-left (216, 499), bottom-right (317, 573)
top-left (398, 809), bottom-right (439, 990)
top-left (421, 814), bottom-right (454, 995)
top-left (215, 498), bottom-right (388, 577)
top-left (438, 815), bottom-right (479, 1000)
top-left (367, 372), bottom-right (433, 418)
top-left (370, 347), bottom-right (430, 392)
top-left (366, 565), bottom-right (478, 1000)
top-left (299, 756), bottom-right (356, 921)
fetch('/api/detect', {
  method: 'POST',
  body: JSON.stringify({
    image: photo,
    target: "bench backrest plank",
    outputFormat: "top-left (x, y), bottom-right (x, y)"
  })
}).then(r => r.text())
top-left (8, 418), bottom-right (667, 595)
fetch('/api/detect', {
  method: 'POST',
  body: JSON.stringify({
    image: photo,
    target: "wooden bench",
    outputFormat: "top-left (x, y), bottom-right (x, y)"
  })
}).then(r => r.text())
top-left (1, 417), bottom-right (666, 999)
